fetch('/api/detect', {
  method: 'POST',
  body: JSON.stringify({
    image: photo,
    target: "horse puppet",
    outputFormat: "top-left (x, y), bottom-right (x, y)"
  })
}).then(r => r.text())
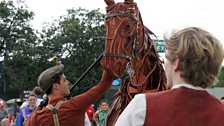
top-left (100, 0), bottom-right (167, 125)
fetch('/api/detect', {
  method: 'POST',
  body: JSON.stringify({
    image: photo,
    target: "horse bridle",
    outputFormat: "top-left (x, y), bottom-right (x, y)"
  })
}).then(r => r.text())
top-left (105, 13), bottom-right (139, 21)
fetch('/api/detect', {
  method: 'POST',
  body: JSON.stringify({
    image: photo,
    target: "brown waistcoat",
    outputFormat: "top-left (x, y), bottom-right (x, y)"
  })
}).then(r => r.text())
top-left (144, 87), bottom-right (224, 126)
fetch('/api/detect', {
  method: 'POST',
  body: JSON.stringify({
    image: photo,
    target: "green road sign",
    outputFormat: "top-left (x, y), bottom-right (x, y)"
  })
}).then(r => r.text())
top-left (153, 39), bottom-right (165, 53)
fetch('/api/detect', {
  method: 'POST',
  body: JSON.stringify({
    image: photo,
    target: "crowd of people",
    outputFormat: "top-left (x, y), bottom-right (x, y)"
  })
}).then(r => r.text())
top-left (0, 100), bottom-right (14, 126)
top-left (0, 99), bottom-right (10, 126)
top-left (0, 86), bottom-right (45, 126)
top-left (1, 27), bottom-right (224, 126)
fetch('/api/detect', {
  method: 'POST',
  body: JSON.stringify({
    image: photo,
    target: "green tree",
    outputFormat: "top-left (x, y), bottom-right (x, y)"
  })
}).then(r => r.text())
top-left (0, 0), bottom-right (106, 99)
top-left (0, 0), bottom-right (38, 98)
top-left (39, 8), bottom-right (106, 96)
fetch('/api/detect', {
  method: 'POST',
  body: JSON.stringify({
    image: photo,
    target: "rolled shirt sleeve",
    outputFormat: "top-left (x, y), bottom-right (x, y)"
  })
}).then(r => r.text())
top-left (115, 94), bottom-right (146, 126)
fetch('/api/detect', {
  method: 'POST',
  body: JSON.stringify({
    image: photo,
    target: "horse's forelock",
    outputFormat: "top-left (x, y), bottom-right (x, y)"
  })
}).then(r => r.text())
top-left (104, 0), bottom-right (134, 7)
top-left (125, 0), bottom-right (134, 3)
top-left (104, 0), bottom-right (115, 7)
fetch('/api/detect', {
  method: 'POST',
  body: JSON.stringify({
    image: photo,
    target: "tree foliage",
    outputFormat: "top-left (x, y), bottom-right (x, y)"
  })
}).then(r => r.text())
top-left (0, 0), bottom-right (38, 98)
top-left (0, 0), bottom-right (106, 99)
top-left (39, 8), bottom-right (106, 96)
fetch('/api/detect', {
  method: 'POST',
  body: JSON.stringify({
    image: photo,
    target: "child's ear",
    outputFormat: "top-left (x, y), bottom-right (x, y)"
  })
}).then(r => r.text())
top-left (173, 58), bottom-right (180, 71)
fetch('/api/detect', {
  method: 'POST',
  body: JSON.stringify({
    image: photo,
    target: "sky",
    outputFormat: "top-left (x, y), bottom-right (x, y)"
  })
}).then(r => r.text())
top-left (24, 0), bottom-right (224, 44)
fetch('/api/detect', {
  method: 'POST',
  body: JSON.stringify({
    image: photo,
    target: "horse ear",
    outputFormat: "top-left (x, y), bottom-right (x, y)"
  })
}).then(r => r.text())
top-left (125, 0), bottom-right (134, 2)
top-left (104, 0), bottom-right (115, 6)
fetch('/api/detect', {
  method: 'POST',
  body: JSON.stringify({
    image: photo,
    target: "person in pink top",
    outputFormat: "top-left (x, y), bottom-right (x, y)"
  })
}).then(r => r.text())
top-left (115, 27), bottom-right (224, 126)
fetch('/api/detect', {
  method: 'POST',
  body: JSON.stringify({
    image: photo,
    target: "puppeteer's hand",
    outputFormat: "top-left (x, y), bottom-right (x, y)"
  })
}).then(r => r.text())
top-left (101, 69), bottom-right (116, 82)
top-left (101, 57), bottom-right (116, 81)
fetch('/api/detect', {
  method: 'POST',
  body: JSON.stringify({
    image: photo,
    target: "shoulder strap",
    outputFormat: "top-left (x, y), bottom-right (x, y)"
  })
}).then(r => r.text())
top-left (46, 101), bottom-right (64, 126)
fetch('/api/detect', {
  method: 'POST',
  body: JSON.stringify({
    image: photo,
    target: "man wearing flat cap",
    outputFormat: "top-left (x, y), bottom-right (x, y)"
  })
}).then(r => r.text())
top-left (25, 64), bottom-right (114, 126)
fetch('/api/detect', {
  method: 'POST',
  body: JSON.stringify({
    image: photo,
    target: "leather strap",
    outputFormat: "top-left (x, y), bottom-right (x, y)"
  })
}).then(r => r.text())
top-left (46, 101), bottom-right (64, 126)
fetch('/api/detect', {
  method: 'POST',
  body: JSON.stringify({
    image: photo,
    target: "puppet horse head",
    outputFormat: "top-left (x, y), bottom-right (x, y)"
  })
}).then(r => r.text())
top-left (102, 0), bottom-right (165, 87)
top-left (102, 0), bottom-right (140, 78)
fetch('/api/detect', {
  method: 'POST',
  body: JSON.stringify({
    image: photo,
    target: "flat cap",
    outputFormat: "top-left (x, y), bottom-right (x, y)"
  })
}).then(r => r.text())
top-left (38, 64), bottom-right (64, 92)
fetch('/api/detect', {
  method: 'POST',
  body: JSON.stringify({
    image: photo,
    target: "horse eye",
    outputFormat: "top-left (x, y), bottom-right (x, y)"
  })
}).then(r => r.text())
top-left (126, 24), bottom-right (131, 28)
